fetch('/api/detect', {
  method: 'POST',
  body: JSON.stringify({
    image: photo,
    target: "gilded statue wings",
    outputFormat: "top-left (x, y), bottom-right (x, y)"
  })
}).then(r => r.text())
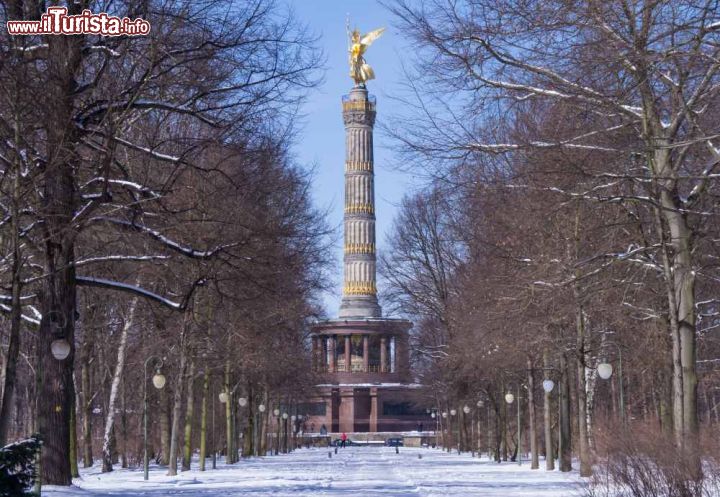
top-left (360, 27), bottom-right (385, 47)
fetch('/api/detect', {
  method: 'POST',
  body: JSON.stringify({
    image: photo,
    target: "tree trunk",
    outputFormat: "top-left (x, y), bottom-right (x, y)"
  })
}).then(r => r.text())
top-left (243, 384), bottom-right (254, 457)
top-left (235, 398), bottom-right (243, 456)
top-left (69, 380), bottom-right (79, 478)
top-left (571, 209), bottom-right (592, 477)
top-left (167, 322), bottom-right (188, 476)
top-left (543, 351), bottom-right (554, 471)
top-left (527, 359), bottom-right (539, 470)
top-left (575, 308), bottom-right (591, 477)
top-left (181, 359), bottom-right (195, 471)
top-left (120, 377), bottom-right (128, 468)
top-left (559, 352), bottom-right (572, 472)
top-left (661, 189), bottom-right (698, 443)
top-left (102, 297), bottom-right (138, 472)
top-left (0, 130), bottom-right (24, 445)
top-left (37, 33), bottom-right (84, 487)
top-left (80, 339), bottom-right (93, 468)
top-left (653, 205), bottom-right (685, 447)
top-left (159, 383), bottom-right (171, 465)
top-left (260, 390), bottom-right (269, 456)
top-left (199, 367), bottom-right (209, 471)
top-left (493, 404), bottom-right (501, 462)
top-left (660, 375), bottom-right (673, 435)
top-left (224, 361), bottom-right (234, 463)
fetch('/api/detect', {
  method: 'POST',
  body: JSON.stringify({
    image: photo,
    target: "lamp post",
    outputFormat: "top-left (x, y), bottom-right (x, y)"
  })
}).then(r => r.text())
top-left (597, 342), bottom-right (625, 424)
top-left (291, 415), bottom-right (297, 451)
top-left (273, 408), bottom-right (281, 455)
top-left (450, 409), bottom-right (458, 454)
top-left (430, 409), bottom-right (438, 447)
top-left (476, 400), bottom-right (484, 456)
top-left (441, 411), bottom-right (448, 450)
top-left (282, 412), bottom-right (289, 453)
top-left (237, 397), bottom-right (248, 460)
top-left (143, 356), bottom-right (165, 481)
top-left (255, 404), bottom-right (266, 456)
top-left (542, 378), bottom-right (555, 471)
top-left (505, 387), bottom-right (522, 466)
top-left (462, 405), bottom-right (470, 454)
top-left (218, 390), bottom-right (231, 463)
top-left (211, 383), bottom-right (216, 469)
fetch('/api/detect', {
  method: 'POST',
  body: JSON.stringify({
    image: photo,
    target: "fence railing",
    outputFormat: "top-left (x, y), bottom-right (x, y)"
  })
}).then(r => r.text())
top-left (315, 363), bottom-right (385, 373)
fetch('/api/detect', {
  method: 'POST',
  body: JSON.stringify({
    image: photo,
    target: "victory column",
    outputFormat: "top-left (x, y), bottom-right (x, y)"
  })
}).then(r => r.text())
top-left (303, 24), bottom-right (424, 438)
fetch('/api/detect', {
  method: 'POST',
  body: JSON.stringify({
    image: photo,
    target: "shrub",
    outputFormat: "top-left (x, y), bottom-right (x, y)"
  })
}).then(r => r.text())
top-left (583, 424), bottom-right (719, 497)
top-left (0, 436), bottom-right (41, 497)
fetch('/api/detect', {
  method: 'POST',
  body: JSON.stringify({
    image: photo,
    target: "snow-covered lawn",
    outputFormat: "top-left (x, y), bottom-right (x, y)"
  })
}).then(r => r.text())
top-left (43, 447), bottom-right (582, 496)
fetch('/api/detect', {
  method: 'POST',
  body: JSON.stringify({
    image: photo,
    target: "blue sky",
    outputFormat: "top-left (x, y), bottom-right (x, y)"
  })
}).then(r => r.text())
top-left (287, 0), bottom-right (419, 316)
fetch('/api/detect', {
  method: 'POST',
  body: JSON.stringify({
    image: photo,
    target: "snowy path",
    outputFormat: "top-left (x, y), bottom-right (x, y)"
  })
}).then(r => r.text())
top-left (43, 447), bottom-right (581, 496)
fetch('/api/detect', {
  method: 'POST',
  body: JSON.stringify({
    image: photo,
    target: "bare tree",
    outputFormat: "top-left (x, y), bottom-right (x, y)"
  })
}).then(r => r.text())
top-left (0, 0), bottom-right (322, 484)
top-left (386, 0), bottom-right (720, 458)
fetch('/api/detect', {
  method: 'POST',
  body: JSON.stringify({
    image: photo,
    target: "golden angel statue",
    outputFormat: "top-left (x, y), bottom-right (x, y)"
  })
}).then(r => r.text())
top-left (347, 24), bottom-right (385, 86)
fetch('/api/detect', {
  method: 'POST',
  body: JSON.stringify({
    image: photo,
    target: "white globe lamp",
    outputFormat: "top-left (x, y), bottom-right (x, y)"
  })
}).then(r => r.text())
top-left (51, 338), bottom-right (71, 360)
top-left (597, 363), bottom-right (613, 380)
top-left (152, 373), bottom-right (166, 390)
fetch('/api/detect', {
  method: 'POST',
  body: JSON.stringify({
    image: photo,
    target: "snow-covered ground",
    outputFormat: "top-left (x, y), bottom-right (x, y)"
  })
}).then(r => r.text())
top-left (43, 447), bottom-right (582, 496)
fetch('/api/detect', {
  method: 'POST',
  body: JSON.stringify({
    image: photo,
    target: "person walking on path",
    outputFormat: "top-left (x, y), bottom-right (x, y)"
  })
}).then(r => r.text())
top-left (340, 432), bottom-right (348, 448)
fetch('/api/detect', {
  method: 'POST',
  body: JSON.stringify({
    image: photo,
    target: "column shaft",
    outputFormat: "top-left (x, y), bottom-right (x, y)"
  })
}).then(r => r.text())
top-left (363, 336), bottom-right (369, 372)
top-left (328, 336), bottom-right (336, 373)
top-left (370, 388), bottom-right (378, 432)
top-left (340, 88), bottom-right (381, 318)
top-left (311, 337), bottom-right (317, 372)
top-left (380, 336), bottom-right (387, 373)
top-left (344, 336), bottom-right (351, 373)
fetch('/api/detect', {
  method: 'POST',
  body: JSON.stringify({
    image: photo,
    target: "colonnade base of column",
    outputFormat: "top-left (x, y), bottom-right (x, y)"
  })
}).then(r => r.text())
top-left (310, 318), bottom-right (412, 381)
top-left (306, 317), bottom-right (419, 434)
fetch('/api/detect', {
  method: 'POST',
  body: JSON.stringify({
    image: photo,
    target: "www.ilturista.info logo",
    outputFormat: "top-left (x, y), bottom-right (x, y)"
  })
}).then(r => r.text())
top-left (7, 7), bottom-right (150, 36)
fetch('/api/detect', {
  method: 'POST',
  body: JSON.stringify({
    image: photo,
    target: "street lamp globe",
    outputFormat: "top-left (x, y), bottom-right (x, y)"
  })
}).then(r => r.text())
top-left (542, 379), bottom-right (555, 393)
top-left (598, 363), bottom-right (613, 380)
top-left (51, 338), bottom-right (71, 360)
top-left (450, 409), bottom-right (457, 416)
top-left (442, 412), bottom-right (448, 418)
top-left (152, 372), bottom-right (166, 389)
top-left (291, 415), bottom-right (296, 422)
top-left (258, 404), bottom-right (266, 413)
top-left (505, 393), bottom-right (515, 404)
top-left (282, 412), bottom-right (288, 420)
top-left (431, 412), bottom-right (436, 418)
top-left (219, 391), bottom-right (228, 403)
top-left (463, 405), bottom-right (470, 414)
top-left (476, 400), bottom-right (484, 408)
top-left (273, 408), bottom-right (280, 417)
top-left (238, 397), bottom-right (248, 407)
